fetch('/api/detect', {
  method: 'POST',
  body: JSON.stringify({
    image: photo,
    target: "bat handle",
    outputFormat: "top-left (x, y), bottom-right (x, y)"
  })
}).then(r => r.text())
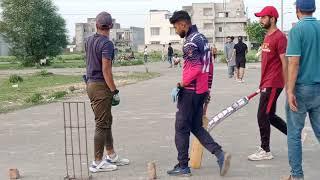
top-left (247, 89), bottom-right (261, 100)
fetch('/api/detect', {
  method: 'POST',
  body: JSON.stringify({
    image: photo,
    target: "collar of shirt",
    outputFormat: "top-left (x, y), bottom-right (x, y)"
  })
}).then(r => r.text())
top-left (300, 16), bottom-right (317, 21)
top-left (95, 33), bottom-right (110, 39)
top-left (186, 25), bottom-right (199, 39)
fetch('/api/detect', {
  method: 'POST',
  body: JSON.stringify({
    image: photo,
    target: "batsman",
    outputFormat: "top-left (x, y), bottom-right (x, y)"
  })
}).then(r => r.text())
top-left (167, 10), bottom-right (231, 177)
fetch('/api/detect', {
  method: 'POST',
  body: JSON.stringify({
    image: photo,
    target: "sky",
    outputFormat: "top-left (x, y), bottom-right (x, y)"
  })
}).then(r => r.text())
top-left (52, 0), bottom-right (319, 40)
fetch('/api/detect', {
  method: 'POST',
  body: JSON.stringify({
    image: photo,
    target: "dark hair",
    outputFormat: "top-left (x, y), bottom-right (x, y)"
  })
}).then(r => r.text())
top-left (267, 16), bottom-right (278, 24)
top-left (169, 43), bottom-right (172, 45)
top-left (169, 10), bottom-right (191, 24)
top-left (231, 36), bottom-right (235, 40)
top-left (226, 36), bottom-right (231, 39)
top-left (238, 36), bottom-right (243, 41)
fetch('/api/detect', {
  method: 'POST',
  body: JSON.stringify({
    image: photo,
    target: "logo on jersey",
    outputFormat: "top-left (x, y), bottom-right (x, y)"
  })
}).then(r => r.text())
top-left (262, 43), bottom-right (271, 52)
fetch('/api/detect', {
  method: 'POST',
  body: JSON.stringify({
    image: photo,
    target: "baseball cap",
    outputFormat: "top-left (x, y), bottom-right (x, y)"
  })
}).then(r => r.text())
top-left (296, 0), bottom-right (316, 11)
top-left (255, 6), bottom-right (279, 19)
top-left (96, 12), bottom-right (113, 29)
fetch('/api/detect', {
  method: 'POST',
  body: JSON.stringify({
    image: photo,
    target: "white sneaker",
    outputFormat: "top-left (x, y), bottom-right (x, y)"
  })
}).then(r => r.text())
top-left (248, 147), bottom-right (274, 161)
top-left (89, 160), bottom-right (117, 173)
top-left (105, 154), bottom-right (130, 166)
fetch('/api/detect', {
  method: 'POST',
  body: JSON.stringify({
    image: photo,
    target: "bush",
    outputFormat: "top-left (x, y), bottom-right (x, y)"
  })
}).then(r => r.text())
top-left (35, 70), bottom-right (53, 76)
top-left (9, 74), bottom-right (23, 83)
top-left (246, 50), bottom-right (259, 63)
top-left (25, 93), bottom-right (43, 104)
top-left (49, 91), bottom-right (67, 99)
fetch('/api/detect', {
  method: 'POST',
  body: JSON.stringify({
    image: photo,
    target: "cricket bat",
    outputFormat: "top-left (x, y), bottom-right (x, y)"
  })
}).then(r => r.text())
top-left (207, 89), bottom-right (261, 132)
top-left (189, 102), bottom-right (209, 169)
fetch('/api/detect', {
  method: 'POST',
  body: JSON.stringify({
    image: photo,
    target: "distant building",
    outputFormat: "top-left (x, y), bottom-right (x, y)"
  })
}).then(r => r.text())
top-left (75, 18), bottom-right (144, 52)
top-left (183, 0), bottom-right (249, 50)
top-left (144, 10), bottom-right (181, 45)
top-left (110, 27), bottom-right (144, 51)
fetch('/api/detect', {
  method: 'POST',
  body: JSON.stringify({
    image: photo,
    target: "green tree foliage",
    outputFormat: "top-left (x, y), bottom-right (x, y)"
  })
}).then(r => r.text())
top-left (245, 21), bottom-right (266, 45)
top-left (0, 0), bottom-right (68, 66)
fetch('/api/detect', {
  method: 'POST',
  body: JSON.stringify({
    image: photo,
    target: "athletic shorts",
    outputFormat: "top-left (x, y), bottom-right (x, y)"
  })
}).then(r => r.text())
top-left (236, 60), bottom-right (246, 68)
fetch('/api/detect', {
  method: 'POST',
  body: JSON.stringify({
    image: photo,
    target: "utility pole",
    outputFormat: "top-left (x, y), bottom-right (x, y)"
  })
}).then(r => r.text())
top-left (223, 0), bottom-right (226, 45)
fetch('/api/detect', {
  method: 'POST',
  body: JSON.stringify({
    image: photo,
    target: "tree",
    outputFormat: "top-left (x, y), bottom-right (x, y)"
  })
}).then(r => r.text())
top-left (0, 0), bottom-right (67, 66)
top-left (245, 21), bottom-right (266, 47)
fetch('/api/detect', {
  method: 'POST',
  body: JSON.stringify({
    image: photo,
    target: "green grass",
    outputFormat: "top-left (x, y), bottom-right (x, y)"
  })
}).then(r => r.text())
top-left (0, 73), bottom-right (82, 113)
top-left (0, 71), bottom-right (160, 113)
top-left (0, 63), bottom-right (22, 70)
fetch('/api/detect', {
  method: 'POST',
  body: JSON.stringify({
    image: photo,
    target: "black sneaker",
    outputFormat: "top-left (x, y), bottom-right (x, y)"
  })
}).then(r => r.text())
top-left (167, 164), bottom-right (192, 177)
top-left (217, 152), bottom-right (232, 176)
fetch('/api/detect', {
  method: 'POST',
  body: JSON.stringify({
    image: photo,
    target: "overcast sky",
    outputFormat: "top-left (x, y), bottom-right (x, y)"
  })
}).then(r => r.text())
top-left (53, 0), bottom-right (320, 40)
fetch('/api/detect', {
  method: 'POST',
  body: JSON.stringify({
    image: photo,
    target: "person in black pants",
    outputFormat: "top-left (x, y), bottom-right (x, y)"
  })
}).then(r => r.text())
top-left (167, 43), bottom-right (174, 68)
top-left (233, 36), bottom-right (248, 83)
top-left (248, 6), bottom-right (288, 161)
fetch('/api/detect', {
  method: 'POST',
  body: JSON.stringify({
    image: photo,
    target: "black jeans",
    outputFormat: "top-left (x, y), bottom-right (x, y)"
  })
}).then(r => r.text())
top-left (257, 87), bottom-right (287, 152)
top-left (175, 90), bottom-right (222, 167)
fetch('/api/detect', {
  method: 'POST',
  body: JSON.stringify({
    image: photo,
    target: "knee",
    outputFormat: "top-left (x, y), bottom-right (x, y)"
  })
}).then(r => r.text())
top-left (175, 118), bottom-right (190, 133)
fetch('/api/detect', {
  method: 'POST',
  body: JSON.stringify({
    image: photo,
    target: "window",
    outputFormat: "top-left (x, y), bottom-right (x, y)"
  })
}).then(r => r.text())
top-left (219, 27), bottom-right (223, 32)
top-left (203, 23), bottom-right (213, 29)
top-left (203, 8), bottom-right (213, 16)
top-left (151, 41), bottom-right (160, 44)
top-left (165, 14), bottom-right (171, 19)
top-left (218, 12), bottom-right (229, 18)
top-left (170, 27), bottom-right (176, 35)
top-left (218, 12), bottom-right (225, 17)
top-left (150, 27), bottom-right (160, 36)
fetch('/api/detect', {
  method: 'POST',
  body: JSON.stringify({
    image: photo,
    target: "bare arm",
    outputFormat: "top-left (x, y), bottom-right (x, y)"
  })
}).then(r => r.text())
top-left (102, 58), bottom-right (117, 92)
top-left (280, 54), bottom-right (288, 89)
top-left (287, 56), bottom-right (300, 94)
top-left (287, 56), bottom-right (300, 112)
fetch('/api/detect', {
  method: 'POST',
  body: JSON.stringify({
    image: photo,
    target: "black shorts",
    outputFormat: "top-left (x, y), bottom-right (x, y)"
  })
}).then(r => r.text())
top-left (236, 60), bottom-right (246, 68)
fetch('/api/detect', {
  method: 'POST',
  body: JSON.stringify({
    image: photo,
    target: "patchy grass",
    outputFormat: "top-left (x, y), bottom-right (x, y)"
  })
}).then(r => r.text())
top-left (0, 71), bottom-right (160, 113)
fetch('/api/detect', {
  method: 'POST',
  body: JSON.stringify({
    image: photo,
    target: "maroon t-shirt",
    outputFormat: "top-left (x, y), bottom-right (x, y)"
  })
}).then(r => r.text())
top-left (260, 29), bottom-right (287, 88)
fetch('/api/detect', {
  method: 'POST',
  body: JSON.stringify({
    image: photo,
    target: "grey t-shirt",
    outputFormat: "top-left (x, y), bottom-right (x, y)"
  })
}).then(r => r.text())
top-left (85, 33), bottom-right (114, 82)
top-left (224, 42), bottom-right (236, 66)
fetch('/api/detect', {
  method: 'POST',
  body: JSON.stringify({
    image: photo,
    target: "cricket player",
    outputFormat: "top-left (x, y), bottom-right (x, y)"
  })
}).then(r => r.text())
top-left (168, 10), bottom-right (231, 177)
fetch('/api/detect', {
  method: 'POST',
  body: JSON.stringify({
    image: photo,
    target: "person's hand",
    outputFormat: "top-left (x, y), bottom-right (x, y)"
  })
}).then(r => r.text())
top-left (112, 89), bottom-right (120, 106)
top-left (287, 91), bottom-right (298, 112)
top-left (205, 93), bottom-right (211, 104)
top-left (171, 83), bottom-right (183, 103)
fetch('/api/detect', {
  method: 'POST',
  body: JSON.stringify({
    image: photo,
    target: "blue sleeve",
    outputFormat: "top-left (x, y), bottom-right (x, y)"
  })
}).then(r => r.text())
top-left (102, 41), bottom-right (114, 60)
top-left (286, 27), bottom-right (301, 57)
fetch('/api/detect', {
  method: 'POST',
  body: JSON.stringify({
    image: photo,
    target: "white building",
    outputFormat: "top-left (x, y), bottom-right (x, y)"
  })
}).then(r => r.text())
top-left (144, 10), bottom-right (181, 46)
top-left (183, 0), bottom-right (249, 50)
top-left (144, 0), bottom-right (249, 51)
